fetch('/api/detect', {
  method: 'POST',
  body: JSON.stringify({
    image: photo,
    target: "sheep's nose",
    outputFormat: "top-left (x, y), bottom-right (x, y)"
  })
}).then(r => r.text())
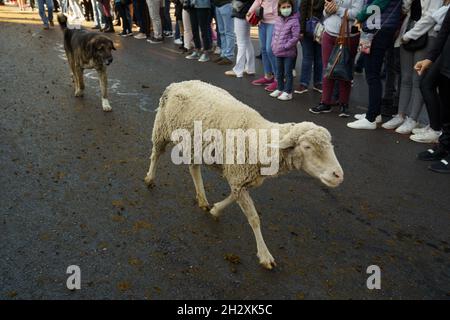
top-left (333, 171), bottom-right (341, 179)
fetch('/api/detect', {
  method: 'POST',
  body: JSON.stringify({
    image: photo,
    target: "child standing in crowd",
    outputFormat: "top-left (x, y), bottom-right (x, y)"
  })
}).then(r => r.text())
top-left (270, 0), bottom-right (300, 101)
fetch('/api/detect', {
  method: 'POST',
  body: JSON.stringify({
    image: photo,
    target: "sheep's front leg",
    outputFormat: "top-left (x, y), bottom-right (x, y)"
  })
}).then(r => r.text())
top-left (210, 193), bottom-right (236, 219)
top-left (189, 164), bottom-right (210, 211)
top-left (237, 189), bottom-right (276, 269)
top-left (97, 68), bottom-right (112, 112)
top-left (144, 146), bottom-right (162, 188)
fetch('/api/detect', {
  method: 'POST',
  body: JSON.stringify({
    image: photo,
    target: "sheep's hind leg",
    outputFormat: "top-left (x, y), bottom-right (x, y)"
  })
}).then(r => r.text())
top-left (237, 189), bottom-right (276, 270)
top-left (210, 193), bottom-right (236, 219)
top-left (144, 144), bottom-right (164, 188)
top-left (189, 164), bottom-right (210, 211)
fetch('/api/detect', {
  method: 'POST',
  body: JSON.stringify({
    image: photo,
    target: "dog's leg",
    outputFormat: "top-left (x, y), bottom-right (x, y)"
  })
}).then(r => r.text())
top-left (74, 67), bottom-right (84, 97)
top-left (97, 68), bottom-right (111, 112)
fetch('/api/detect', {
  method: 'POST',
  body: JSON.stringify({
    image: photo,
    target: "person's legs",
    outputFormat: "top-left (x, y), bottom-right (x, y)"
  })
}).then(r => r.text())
top-left (265, 23), bottom-right (277, 78)
top-left (183, 9), bottom-right (194, 50)
top-left (337, 34), bottom-right (359, 105)
top-left (189, 9), bottom-right (201, 50)
top-left (259, 23), bottom-right (273, 76)
top-left (92, 0), bottom-right (102, 27)
top-left (146, 0), bottom-right (162, 39)
top-left (215, 6), bottom-right (225, 54)
top-left (217, 3), bottom-right (234, 59)
top-left (299, 36), bottom-right (314, 87)
top-left (197, 8), bottom-right (211, 51)
top-left (284, 57), bottom-right (295, 94)
top-left (276, 57), bottom-right (285, 92)
top-left (398, 47), bottom-right (414, 116)
top-left (320, 32), bottom-right (336, 104)
top-left (365, 29), bottom-right (395, 122)
top-left (233, 18), bottom-right (247, 76)
top-left (133, 0), bottom-right (143, 33)
top-left (313, 40), bottom-right (323, 86)
top-left (438, 74), bottom-right (450, 150)
top-left (163, 0), bottom-right (172, 33)
top-left (37, 0), bottom-right (49, 26)
top-left (116, 2), bottom-right (127, 32)
top-left (420, 57), bottom-right (442, 131)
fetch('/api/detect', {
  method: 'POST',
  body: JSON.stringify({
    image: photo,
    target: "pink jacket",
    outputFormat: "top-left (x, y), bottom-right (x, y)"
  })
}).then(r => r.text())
top-left (249, 0), bottom-right (279, 24)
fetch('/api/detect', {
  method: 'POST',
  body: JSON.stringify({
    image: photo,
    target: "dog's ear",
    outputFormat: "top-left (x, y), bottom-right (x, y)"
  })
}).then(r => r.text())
top-left (86, 37), bottom-right (98, 58)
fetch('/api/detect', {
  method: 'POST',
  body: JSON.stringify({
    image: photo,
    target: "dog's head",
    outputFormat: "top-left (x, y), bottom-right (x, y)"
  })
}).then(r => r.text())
top-left (87, 35), bottom-right (116, 66)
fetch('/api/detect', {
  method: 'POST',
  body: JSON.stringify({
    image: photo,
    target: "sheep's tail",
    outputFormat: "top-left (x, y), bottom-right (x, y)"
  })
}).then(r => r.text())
top-left (57, 13), bottom-right (68, 30)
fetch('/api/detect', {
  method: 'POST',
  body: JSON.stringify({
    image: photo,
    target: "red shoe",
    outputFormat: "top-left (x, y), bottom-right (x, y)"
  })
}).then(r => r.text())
top-left (265, 81), bottom-right (278, 92)
top-left (252, 76), bottom-right (274, 86)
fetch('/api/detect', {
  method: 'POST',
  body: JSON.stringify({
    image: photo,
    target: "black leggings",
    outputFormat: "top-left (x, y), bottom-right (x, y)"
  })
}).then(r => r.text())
top-left (420, 57), bottom-right (449, 131)
top-left (438, 74), bottom-right (450, 151)
top-left (189, 8), bottom-right (211, 51)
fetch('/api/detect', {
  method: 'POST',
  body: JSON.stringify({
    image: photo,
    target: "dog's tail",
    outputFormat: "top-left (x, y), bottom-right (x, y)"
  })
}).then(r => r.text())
top-left (57, 13), bottom-right (68, 30)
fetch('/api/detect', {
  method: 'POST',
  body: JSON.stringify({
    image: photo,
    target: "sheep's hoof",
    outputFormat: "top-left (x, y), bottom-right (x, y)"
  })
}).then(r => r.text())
top-left (144, 176), bottom-right (155, 189)
top-left (199, 203), bottom-right (212, 212)
top-left (209, 206), bottom-right (221, 220)
top-left (74, 91), bottom-right (84, 97)
top-left (258, 253), bottom-right (276, 270)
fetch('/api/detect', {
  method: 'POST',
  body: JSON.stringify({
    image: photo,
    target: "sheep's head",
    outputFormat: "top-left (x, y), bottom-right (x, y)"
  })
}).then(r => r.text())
top-left (277, 122), bottom-right (344, 188)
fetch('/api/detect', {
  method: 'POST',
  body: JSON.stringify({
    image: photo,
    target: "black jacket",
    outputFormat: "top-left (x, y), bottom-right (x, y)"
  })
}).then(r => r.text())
top-left (427, 7), bottom-right (450, 79)
top-left (300, 0), bottom-right (325, 34)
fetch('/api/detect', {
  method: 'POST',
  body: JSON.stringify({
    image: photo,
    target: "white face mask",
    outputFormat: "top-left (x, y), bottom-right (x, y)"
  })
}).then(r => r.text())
top-left (280, 7), bottom-right (292, 17)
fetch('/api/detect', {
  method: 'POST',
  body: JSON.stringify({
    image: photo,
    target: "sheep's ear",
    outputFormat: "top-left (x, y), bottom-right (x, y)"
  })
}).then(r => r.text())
top-left (268, 135), bottom-right (295, 150)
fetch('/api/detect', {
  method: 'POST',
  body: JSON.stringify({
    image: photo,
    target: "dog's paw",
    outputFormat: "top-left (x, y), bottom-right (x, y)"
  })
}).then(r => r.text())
top-left (102, 99), bottom-right (112, 112)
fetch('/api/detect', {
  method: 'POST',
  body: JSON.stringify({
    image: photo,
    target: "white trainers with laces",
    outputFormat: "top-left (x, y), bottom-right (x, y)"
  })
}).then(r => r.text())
top-left (347, 118), bottom-right (377, 130)
top-left (354, 113), bottom-right (382, 123)
top-left (270, 90), bottom-right (282, 98)
top-left (395, 117), bottom-right (417, 134)
top-left (382, 114), bottom-right (405, 129)
top-left (412, 124), bottom-right (430, 135)
top-left (410, 127), bottom-right (441, 143)
top-left (278, 92), bottom-right (293, 101)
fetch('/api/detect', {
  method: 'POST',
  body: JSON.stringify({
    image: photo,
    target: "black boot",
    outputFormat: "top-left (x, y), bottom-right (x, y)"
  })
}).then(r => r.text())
top-left (103, 17), bottom-right (115, 33)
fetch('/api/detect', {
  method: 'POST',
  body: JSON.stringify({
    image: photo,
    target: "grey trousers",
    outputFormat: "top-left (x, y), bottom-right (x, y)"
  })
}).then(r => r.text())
top-left (146, 0), bottom-right (162, 38)
top-left (398, 37), bottom-right (436, 123)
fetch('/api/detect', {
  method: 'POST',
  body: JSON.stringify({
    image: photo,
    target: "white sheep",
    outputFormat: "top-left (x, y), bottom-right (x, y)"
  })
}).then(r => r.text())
top-left (144, 80), bottom-right (344, 269)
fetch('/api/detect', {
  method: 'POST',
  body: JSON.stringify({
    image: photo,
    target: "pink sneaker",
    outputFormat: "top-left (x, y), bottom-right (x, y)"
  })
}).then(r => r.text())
top-left (265, 81), bottom-right (278, 92)
top-left (252, 77), bottom-right (274, 86)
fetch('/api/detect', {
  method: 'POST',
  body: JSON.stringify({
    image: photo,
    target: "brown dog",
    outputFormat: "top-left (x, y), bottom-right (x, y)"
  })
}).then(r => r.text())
top-left (57, 14), bottom-right (116, 111)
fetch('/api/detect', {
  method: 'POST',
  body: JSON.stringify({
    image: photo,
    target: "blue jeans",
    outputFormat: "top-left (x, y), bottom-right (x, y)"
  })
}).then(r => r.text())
top-left (276, 57), bottom-right (295, 93)
top-left (37, 0), bottom-right (53, 26)
top-left (300, 35), bottom-right (322, 86)
top-left (365, 28), bottom-right (397, 122)
top-left (215, 3), bottom-right (235, 59)
top-left (259, 22), bottom-right (277, 76)
top-left (163, 0), bottom-right (173, 32)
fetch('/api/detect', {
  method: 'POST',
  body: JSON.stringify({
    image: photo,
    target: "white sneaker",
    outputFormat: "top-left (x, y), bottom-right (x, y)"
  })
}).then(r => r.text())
top-left (214, 47), bottom-right (221, 55)
top-left (395, 117), bottom-right (417, 134)
top-left (347, 118), bottom-right (377, 130)
top-left (133, 32), bottom-right (147, 40)
top-left (270, 90), bottom-right (282, 98)
top-left (278, 92), bottom-right (293, 101)
top-left (354, 113), bottom-right (382, 123)
top-left (186, 51), bottom-right (201, 60)
top-left (412, 124), bottom-right (430, 135)
top-left (198, 53), bottom-right (209, 62)
top-left (174, 38), bottom-right (183, 45)
top-left (410, 127), bottom-right (441, 143)
top-left (382, 114), bottom-right (405, 129)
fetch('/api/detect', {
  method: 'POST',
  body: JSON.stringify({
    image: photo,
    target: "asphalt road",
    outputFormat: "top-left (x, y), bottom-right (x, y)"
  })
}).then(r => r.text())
top-left (1, 6), bottom-right (449, 300)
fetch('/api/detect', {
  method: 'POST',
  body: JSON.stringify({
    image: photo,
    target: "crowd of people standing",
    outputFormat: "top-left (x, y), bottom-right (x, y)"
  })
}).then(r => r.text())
top-left (5, 0), bottom-right (450, 174)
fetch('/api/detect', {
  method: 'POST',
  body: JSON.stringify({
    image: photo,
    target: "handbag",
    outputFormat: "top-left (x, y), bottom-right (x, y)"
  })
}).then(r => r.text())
top-left (324, 9), bottom-right (354, 82)
top-left (246, 0), bottom-right (264, 26)
top-left (403, 21), bottom-right (428, 51)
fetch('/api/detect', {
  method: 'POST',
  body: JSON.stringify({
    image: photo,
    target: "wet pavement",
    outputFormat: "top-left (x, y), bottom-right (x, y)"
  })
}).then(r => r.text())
top-left (1, 6), bottom-right (449, 300)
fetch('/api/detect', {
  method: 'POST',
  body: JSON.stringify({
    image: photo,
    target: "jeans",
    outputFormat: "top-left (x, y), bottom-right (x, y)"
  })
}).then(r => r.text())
top-left (37, 0), bottom-right (53, 25)
top-left (321, 31), bottom-right (359, 105)
top-left (300, 35), bottom-right (322, 87)
top-left (189, 8), bottom-right (211, 51)
top-left (398, 38), bottom-right (436, 122)
top-left (276, 57), bottom-right (296, 93)
top-left (259, 22), bottom-right (277, 76)
top-left (421, 57), bottom-right (449, 131)
top-left (60, 0), bottom-right (68, 13)
top-left (215, 3), bottom-right (235, 59)
top-left (133, 0), bottom-right (148, 34)
top-left (232, 18), bottom-right (255, 76)
top-left (162, 0), bottom-right (173, 32)
top-left (383, 46), bottom-right (400, 104)
top-left (146, 0), bottom-right (162, 38)
top-left (92, 0), bottom-right (103, 27)
top-left (364, 28), bottom-right (396, 122)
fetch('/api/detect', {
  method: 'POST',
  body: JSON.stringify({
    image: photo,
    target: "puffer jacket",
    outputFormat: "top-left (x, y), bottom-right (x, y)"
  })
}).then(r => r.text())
top-left (271, 12), bottom-right (301, 58)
